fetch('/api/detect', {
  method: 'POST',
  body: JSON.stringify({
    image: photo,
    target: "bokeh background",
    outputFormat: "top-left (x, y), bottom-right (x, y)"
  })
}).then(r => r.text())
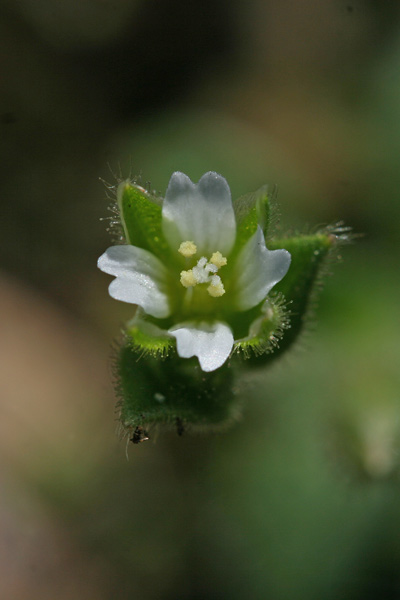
top-left (1, 0), bottom-right (400, 598)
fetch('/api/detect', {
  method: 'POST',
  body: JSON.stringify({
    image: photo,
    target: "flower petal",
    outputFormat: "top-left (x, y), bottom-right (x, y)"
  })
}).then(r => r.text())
top-left (233, 227), bottom-right (291, 311)
top-left (97, 245), bottom-right (171, 318)
top-left (169, 321), bottom-right (234, 372)
top-left (162, 172), bottom-right (236, 256)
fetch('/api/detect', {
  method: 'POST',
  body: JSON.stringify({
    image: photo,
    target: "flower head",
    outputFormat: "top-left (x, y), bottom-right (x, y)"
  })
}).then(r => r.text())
top-left (98, 172), bottom-right (291, 371)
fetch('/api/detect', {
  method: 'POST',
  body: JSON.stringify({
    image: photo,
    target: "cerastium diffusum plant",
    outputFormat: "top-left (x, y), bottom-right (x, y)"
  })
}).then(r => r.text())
top-left (98, 172), bottom-right (350, 442)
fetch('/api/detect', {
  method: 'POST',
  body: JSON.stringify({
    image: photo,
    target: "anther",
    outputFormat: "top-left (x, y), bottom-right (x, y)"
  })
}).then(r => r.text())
top-left (178, 241), bottom-right (197, 257)
top-left (180, 269), bottom-right (197, 288)
top-left (210, 251), bottom-right (227, 268)
top-left (179, 248), bottom-right (228, 297)
top-left (207, 275), bottom-right (225, 298)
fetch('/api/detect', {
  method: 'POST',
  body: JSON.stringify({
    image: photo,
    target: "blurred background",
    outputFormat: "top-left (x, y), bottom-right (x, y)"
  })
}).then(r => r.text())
top-left (1, 0), bottom-right (400, 598)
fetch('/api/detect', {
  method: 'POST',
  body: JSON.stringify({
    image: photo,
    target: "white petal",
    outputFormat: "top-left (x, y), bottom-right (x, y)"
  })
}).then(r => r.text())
top-left (169, 321), bottom-right (234, 372)
top-left (97, 245), bottom-right (171, 318)
top-left (233, 227), bottom-right (291, 311)
top-left (162, 172), bottom-right (236, 256)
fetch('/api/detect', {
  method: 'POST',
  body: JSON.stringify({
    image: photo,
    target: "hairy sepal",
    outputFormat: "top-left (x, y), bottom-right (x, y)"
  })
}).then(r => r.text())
top-left (126, 317), bottom-right (175, 359)
top-left (234, 296), bottom-right (290, 360)
top-left (232, 186), bottom-right (271, 255)
top-left (246, 230), bottom-right (339, 366)
top-left (117, 181), bottom-right (171, 260)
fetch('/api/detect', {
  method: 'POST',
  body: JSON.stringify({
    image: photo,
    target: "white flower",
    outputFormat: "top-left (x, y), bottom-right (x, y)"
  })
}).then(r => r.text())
top-left (98, 172), bottom-right (291, 372)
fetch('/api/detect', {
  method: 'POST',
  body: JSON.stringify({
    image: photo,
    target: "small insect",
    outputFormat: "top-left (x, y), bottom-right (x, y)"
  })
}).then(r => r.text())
top-left (176, 417), bottom-right (185, 437)
top-left (130, 426), bottom-right (149, 444)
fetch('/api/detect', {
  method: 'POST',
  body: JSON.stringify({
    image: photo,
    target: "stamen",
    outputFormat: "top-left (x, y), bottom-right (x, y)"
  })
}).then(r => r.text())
top-left (210, 251), bottom-right (227, 269)
top-left (180, 269), bottom-right (197, 288)
top-left (207, 275), bottom-right (225, 298)
top-left (178, 241), bottom-right (197, 257)
top-left (179, 247), bottom-right (228, 298)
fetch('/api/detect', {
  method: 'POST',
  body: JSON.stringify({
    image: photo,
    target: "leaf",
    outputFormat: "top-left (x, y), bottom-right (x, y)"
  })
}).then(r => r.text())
top-left (116, 342), bottom-right (240, 436)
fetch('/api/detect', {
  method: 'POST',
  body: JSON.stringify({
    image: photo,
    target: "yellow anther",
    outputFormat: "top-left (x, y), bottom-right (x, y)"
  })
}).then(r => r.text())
top-left (180, 249), bottom-right (227, 296)
top-left (207, 277), bottom-right (225, 298)
top-left (178, 241), bottom-right (197, 257)
top-left (210, 251), bottom-right (227, 269)
top-left (180, 269), bottom-right (197, 288)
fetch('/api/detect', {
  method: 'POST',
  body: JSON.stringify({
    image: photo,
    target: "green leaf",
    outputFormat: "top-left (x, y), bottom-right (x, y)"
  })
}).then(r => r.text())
top-left (116, 342), bottom-right (240, 437)
top-left (245, 230), bottom-right (338, 366)
top-left (117, 181), bottom-right (170, 260)
top-left (232, 186), bottom-right (271, 254)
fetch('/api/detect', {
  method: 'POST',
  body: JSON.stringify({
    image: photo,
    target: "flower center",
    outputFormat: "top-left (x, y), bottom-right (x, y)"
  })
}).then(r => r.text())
top-left (178, 241), bottom-right (227, 298)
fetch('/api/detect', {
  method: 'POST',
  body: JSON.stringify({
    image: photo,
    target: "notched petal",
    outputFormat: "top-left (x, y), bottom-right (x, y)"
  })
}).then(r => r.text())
top-left (162, 171), bottom-right (236, 256)
top-left (233, 227), bottom-right (291, 311)
top-left (98, 245), bottom-right (171, 319)
top-left (169, 321), bottom-right (234, 372)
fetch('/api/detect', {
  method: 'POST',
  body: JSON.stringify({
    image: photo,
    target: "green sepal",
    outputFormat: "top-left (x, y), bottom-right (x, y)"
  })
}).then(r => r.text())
top-left (116, 342), bottom-right (240, 437)
top-left (126, 316), bottom-right (175, 358)
top-left (246, 230), bottom-right (338, 367)
top-left (232, 186), bottom-right (271, 254)
top-left (233, 296), bottom-right (289, 358)
top-left (117, 181), bottom-right (171, 260)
